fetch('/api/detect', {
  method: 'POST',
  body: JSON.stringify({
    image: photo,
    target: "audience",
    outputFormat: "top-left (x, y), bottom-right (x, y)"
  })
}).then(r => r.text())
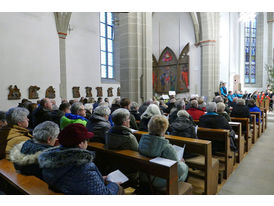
top-left (217, 102), bottom-right (231, 122)
top-left (120, 98), bottom-right (138, 130)
top-left (0, 107), bottom-right (32, 160)
top-left (169, 99), bottom-right (186, 124)
top-left (38, 123), bottom-right (123, 194)
top-left (84, 103), bottom-right (93, 119)
top-left (110, 98), bottom-right (121, 114)
top-left (138, 115), bottom-right (188, 191)
top-left (247, 99), bottom-right (262, 122)
top-left (170, 110), bottom-right (197, 138)
top-left (138, 100), bottom-right (152, 115)
top-left (93, 97), bottom-right (103, 110)
top-left (130, 101), bottom-right (141, 121)
top-left (139, 104), bottom-right (161, 131)
top-left (51, 102), bottom-right (70, 127)
top-left (60, 102), bottom-right (88, 130)
top-left (105, 108), bottom-right (138, 151)
top-left (230, 98), bottom-right (250, 118)
top-left (33, 98), bottom-right (53, 127)
top-left (10, 121), bottom-right (59, 179)
top-left (198, 102), bottom-right (237, 152)
top-left (186, 99), bottom-right (205, 121)
top-left (86, 106), bottom-right (111, 144)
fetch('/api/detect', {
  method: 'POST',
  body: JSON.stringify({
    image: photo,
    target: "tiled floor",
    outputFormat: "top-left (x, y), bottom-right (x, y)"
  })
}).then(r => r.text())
top-left (218, 112), bottom-right (274, 195)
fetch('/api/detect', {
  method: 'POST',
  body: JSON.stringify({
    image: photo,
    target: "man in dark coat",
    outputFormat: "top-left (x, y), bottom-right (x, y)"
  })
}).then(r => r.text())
top-left (120, 98), bottom-right (138, 130)
top-left (86, 106), bottom-right (111, 143)
top-left (168, 99), bottom-right (185, 125)
top-left (230, 98), bottom-right (250, 118)
top-left (32, 98), bottom-right (53, 127)
top-left (198, 102), bottom-right (237, 153)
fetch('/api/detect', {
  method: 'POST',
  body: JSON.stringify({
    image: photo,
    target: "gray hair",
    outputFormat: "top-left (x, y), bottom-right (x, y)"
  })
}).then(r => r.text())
top-left (236, 98), bottom-right (245, 105)
top-left (190, 100), bottom-right (198, 108)
top-left (71, 102), bottom-right (84, 114)
top-left (111, 108), bottom-right (130, 126)
top-left (6, 107), bottom-right (29, 125)
top-left (84, 103), bottom-right (93, 113)
top-left (141, 104), bottom-right (161, 119)
top-left (175, 99), bottom-right (185, 110)
top-left (94, 106), bottom-right (111, 116)
top-left (214, 96), bottom-right (224, 103)
top-left (33, 121), bottom-right (59, 144)
top-left (112, 97), bottom-right (120, 105)
top-left (206, 102), bottom-right (217, 113)
top-left (130, 102), bottom-right (139, 111)
top-left (216, 102), bottom-right (225, 113)
top-left (177, 110), bottom-right (190, 118)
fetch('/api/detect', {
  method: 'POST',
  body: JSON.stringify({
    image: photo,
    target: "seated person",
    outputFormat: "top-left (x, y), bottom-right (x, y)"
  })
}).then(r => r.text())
top-left (32, 98), bottom-right (53, 127)
top-left (247, 99), bottom-right (262, 122)
top-left (198, 102), bottom-right (237, 152)
top-left (138, 115), bottom-right (188, 191)
top-left (120, 98), bottom-right (138, 130)
top-left (105, 108), bottom-right (138, 151)
top-left (38, 123), bottom-right (122, 195)
top-left (230, 98), bottom-right (250, 118)
top-left (197, 97), bottom-right (206, 112)
top-left (60, 102), bottom-right (88, 130)
top-left (84, 103), bottom-right (93, 119)
top-left (10, 121), bottom-right (59, 179)
top-left (110, 98), bottom-right (121, 114)
top-left (86, 106), bottom-right (111, 143)
top-left (168, 99), bottom-right (185, 125)
top-left (0, 111), bottom-right (7, 129)
top-left (217, 102), bottom-right (231, 122)
top-left (51, 102), bottom-right (71, 127)
top-left (0, 107), bottom-right (32, 160)
top-left (170, 110), bottom-right (197, 138)
top-left (139, 104), bottom-right (161, 131)
top-left (186, 99), bottom-right (205, 121)
top-left (130, 102), bottom-right (141, 121)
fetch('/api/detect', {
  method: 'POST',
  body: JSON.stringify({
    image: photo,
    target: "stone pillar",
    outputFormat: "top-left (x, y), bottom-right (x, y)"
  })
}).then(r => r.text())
top-left (198, 12), bottom-right (220, 102)
top-left (118, 12), bottom-right (153, 104)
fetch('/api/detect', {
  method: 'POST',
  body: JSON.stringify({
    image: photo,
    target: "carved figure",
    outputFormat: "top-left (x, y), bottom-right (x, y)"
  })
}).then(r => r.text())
top-left (8, 85), bottom-right (21, 100)
top-left (117, 87), bottom-right (120, 96)
top-left (96, 87), bottom-right (103, 97)
top-left (107, 87), bottom-right (113, 97)
top-left (85, 87), bottom-right (92, 97)
top-left (29, 86), bottom-right (40, 99)
top-left (45, 86), bottom-right (56, 99)
top-left (72, 87), bottom-right (80, 98)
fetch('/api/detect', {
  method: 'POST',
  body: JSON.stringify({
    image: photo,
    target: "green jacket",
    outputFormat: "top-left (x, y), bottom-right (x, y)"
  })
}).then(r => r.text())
top-left (138, 134), bottom-right (188, 188)
top-left (60, 115), bottom-right (87, 130)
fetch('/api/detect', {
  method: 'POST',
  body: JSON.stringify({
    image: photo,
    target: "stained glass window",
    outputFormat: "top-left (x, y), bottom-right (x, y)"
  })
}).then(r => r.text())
top-left (244, 18), bottom-right (256, 84)
top-left (100, 12), bottom-right (114, 79)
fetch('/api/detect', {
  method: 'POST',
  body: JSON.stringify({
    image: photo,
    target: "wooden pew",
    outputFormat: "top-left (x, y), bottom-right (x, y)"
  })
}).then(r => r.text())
top-left (229, 122), bottom-right (245, 163)
top-left (87, 142), bottom-right (192, 195)
top-left (230, 117), bottom-right (252, 152)
top-left (261, 108), bottom-right (267, 131)
top-left (133, 131), bottom-right (219, 195)
top-left (0, 159), bottom-right (61, 195)
top-left (250, 114), bottom-right (257, 143)
top-left (250, 112), bottom-right (261, 138)
top-left (196, 128), bottom-right (234, 180)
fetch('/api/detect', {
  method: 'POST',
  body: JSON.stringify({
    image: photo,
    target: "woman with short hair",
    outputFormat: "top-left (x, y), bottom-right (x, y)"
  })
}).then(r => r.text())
top-left (138, 115), bottom-right (188, 191)
top-left (139, 104), bottom-right (161, 131)
top-left (217, 102), bottom-right (231, 122)
top-left (0, 107), bottom-right (32, 160)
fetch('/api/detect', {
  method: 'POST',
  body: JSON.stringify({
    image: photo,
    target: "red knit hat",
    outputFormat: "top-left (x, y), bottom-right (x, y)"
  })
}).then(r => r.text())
top-left (58, 123), bottom-right (94, 147)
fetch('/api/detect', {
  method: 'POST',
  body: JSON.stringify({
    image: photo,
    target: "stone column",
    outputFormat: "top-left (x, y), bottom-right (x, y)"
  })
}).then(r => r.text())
top-left (118, 12), bottom-right (153, 104)
top-left (198, 12), bottom-right (220, 102)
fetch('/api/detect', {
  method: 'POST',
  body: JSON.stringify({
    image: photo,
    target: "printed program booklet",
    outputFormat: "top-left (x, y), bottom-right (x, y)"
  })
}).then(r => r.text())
top-left (106, 169), bottom-right (129, 184)
top-left (172, 144), bottom-right (186, 160)
top-left (149, 157), bottom-right (176, 167)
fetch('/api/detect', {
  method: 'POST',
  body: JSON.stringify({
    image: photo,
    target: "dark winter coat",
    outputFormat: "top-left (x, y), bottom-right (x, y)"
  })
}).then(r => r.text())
top-left (230, 104), bottom-right (250, 118)
top-left (86, 114), bottom-right (111, 144)
top-left (168, 109), bottom-right (179, 125)
top-left (129, 113), bottom-right (138, 130)
top-left (38, 146), bottom-right (119, 195)
top-left (139, 115), bottom-right (151, 132)
top-left (10, 140), bottom-right (52, 179)
top-left (110, 104), bottom-right (120, 114)
top-left (33, 106), bottom-right (53, 127)
top-left (198, 113), bottom-right (237, 152)
top-left (130, 110), bottom-right (140, 121)
top-left (105, 126), bottom-right (138, 151)
top-left (170, 116), bottom-right (197, 138)
top-left (217, 112), bottom-right (231, 122)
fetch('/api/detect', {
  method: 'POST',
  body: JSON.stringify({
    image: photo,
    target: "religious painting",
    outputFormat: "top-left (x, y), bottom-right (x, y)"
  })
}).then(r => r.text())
top-left (85, 87), bottom-right (92, 97)
top-left (8, 85), bottom-right (21, 100)
top-left (72, 87), bottom-right (80, 98)
top-left (96, 87), bottom-right (103, 97)
top-left (156, 47), bottom-right (178, 93)
top-left (45, 86), bottom-right (56, 99)
top-left (29, 86), bottom-right (40, 99)
top-left (177, 43), bottom-right (190, 93)
top-left (107, 87), bottom-right (113, 97)
top-left (152, 55), bottom-right (158, 92)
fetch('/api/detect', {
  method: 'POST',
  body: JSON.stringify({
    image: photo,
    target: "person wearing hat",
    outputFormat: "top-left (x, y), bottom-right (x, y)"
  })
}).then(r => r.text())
top-left (38, 123), bottom-right (122, 195)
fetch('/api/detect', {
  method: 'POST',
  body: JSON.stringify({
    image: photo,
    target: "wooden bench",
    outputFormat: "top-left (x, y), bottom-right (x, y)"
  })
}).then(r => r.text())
top-left (87, 142), bottom-right (192, 195)
top-left (230, 117), bottom-right (252, 152)
top-left (196, 127), bottom-right (234, 180)
top-left (250, 112), bottom-right (261, 138)
top-left (229, 122), bottom-right (245, 163)
top-left (133, 131), bottom-right (219, 195)
top-left (261, 108), bottom-right (267, 132)
top-left (0, 159), bottom-right (61, 195)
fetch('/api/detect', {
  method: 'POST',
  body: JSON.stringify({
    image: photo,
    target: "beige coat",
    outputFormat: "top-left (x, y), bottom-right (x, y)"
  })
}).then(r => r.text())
top-left (0, 125), bottom-right (32, 160)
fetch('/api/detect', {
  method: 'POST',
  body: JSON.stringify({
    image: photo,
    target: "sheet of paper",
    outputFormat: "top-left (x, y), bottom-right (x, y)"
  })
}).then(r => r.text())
top-left (130, 129), bottom-right (138, 133)
top-left (106, 169), bottom-right (129, 184)
top-left (149, 157), bottom-right (176, 167)
top-left (172, 144), bottom-right (186, 160)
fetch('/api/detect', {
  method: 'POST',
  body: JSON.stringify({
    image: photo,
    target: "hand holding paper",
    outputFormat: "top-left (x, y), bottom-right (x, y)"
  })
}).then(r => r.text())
top-left (106, 170), bottom-right (129, 184)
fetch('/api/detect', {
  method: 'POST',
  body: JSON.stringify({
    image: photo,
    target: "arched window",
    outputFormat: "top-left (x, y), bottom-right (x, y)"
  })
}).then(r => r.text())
top-left (244, 17), bottom-right (257, 84)
top-left (100, 12), bottom-right (114, 79)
